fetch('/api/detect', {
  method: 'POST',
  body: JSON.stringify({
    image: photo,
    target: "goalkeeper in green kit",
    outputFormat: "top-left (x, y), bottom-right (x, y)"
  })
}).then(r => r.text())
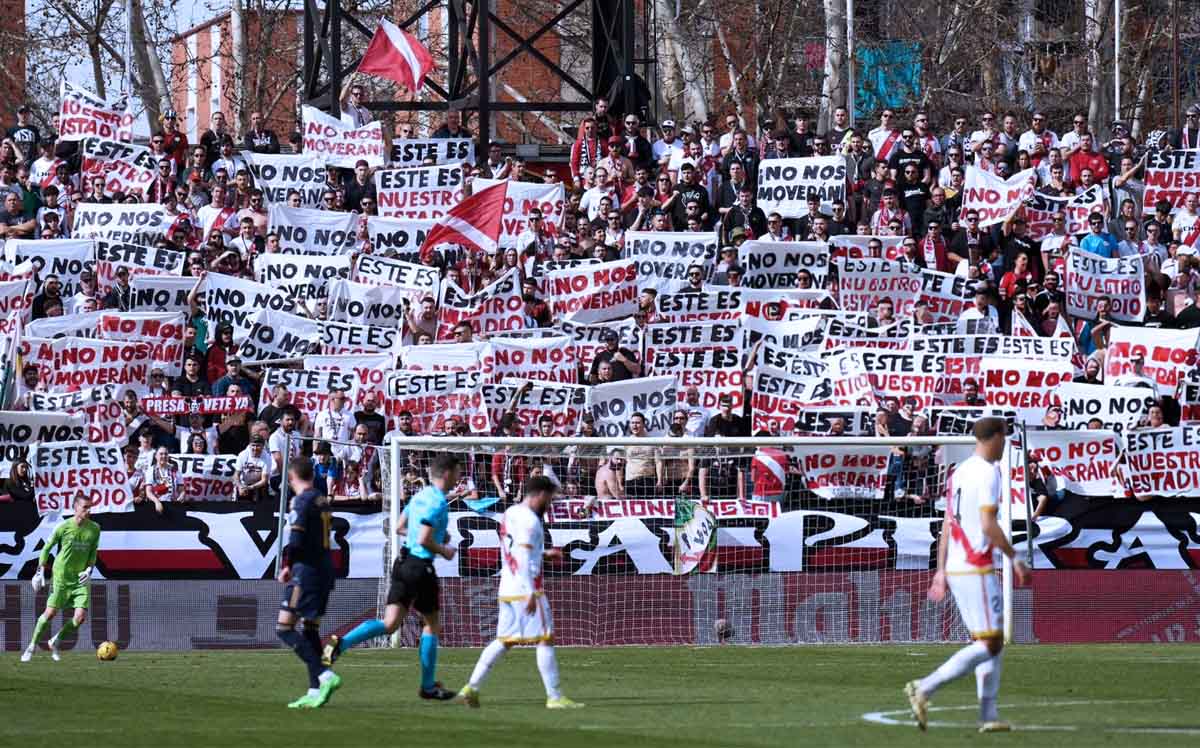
top-left (22, 492), bottom-right (101, 662)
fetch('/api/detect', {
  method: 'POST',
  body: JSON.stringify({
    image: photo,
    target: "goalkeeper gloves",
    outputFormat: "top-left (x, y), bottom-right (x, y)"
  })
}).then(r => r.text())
top-left (31, 568), bottom-right (45, 592)
top-left (78, 566), bottom-right (93, 585)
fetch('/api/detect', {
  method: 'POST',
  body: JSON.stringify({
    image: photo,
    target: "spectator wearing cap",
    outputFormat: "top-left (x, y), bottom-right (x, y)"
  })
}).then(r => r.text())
top-left (65, 268), bottom-right (98, 315)
top-left (653, 119), bottom-right (685, 171)
top-left (6, 105), bottom-right (39, 167)
top-left (213, 356), bottom-right (255, 399)
top-left (102, 265), bottom-right (134, 311)
top-left (588, 330), bottom-right (641, 384)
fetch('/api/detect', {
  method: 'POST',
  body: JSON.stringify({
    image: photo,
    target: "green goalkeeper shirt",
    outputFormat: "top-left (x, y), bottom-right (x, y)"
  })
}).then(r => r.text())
top-left (40, 518), bottom-right (101, 582)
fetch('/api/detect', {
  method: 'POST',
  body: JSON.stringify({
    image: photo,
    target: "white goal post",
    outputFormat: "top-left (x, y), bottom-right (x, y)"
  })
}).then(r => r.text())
top-left (382, 434), bottom-right (1019, 646)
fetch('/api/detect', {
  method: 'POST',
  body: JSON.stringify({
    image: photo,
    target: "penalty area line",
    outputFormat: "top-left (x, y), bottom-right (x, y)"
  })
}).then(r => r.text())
top-left (862, 698), bottom-right (1200, 734)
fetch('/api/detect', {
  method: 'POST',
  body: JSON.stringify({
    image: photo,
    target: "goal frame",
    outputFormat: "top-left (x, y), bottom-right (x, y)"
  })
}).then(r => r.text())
top-left (385, 435), bottom-right (1016, 645)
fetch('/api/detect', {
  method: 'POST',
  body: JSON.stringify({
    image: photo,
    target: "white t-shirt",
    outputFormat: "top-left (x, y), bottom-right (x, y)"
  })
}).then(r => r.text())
top-left (956, 306), bottom-right (1000, 335)
top-left (268, 428), bottom-right (301, 464)
top-left (946, 454), bottom-right (999, 574)
top-left (498, 503), bottom-right (544, 599)
top-left (313, 406), bottom-right (356, 444)
top-left (234, 447), bottom-right (275, 485)
top-left (652, 138), bottom-right (685, 164)
top-left (1018, 129), bottom-right (1060, 158)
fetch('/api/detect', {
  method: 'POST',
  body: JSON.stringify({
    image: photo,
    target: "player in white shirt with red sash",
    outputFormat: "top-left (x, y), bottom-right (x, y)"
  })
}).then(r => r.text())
top-left (456, 476), bottom-right (583, 710)
top-left (905, 417), bottom-right (1030, 733)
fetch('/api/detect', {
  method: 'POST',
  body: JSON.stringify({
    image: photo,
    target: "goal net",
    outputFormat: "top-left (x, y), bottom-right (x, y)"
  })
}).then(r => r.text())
top-left (379, 434), bottom-right (1018, 646)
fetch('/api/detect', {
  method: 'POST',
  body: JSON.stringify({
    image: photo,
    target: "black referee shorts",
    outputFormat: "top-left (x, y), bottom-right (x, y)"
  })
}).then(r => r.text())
top-left (387, 555), bottom-right (439, 614)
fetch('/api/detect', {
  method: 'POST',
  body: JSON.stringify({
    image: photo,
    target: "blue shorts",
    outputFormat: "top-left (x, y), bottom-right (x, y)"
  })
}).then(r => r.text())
top-left (281, 564), bottom-right (334, 621)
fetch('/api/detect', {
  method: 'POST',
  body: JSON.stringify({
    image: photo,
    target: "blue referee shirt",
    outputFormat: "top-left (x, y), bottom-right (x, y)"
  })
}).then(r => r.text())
top-left (404, 484), bottom-right (450, 560)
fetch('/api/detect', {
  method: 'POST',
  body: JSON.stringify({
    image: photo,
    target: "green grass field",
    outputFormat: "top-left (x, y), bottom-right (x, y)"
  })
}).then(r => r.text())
top-left (4, 644), bottom-right (1198, 747)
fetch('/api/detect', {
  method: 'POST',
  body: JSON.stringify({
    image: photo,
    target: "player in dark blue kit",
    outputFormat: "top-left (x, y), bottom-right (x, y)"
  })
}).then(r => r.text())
top-left (276, 460), bottom-right (342, 708)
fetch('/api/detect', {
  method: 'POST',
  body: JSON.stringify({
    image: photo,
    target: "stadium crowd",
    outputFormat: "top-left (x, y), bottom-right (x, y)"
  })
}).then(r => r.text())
top-left (3, 90), bottom-right (1200, 514)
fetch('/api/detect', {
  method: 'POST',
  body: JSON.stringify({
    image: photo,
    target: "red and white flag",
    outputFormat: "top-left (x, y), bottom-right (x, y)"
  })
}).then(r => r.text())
top-left (357, 19), bottom-right (435, 92)
top-left (419, 180), bottom-right (509, 262)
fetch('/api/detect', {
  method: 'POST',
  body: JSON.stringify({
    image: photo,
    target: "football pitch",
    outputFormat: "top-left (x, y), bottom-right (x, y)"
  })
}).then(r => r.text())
top-left (4, 644), bottom-right (1198, 747)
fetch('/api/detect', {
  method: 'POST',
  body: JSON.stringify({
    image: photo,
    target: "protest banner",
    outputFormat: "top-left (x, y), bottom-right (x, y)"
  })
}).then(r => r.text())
top-left (624, 231), bottom-right (718, 295)
top-left (436, 269), bottom-right (525, 340)
top-left (390, 138), bottom-right (475, 166)
top-left (0, 278), bottom-right (33, 324)
top-left (99, 311), bottom-right (186, 377)
top-left (790, 445), bottom-right (890, 499)
top-left (856, 349), bottom-right (965, 408)
top-left (791, 407), bottom-right (877, 435)
top-left (1054, 382), bottom-right (1157, 434)
top-left (4, 238), bottom-right (92, 297)
top-left (386, 369), bottom-right (489, 433)
top-left (95, 239), bottom-right (185, 295)
top-left (656, 289), bottom-right (744, 324)
top-left (1142, 149), bottom-right (1200, 212)
top-left (28, 385), bottom-right (125, 445)
top-left (238, 310), bottom-right (320, 363)
top-left (375, 164), bottom-right (466, 219)
top-left (644, 321), bottom-right (739, 375)
top-left (0, 411), bottom-right (88, 471)
top-left (489, 336), bottom-right (578, 384)
top-left (320, 319), bottom-right (398, 354)
top-left (829, 234), bottom-right (907, 260)
top-left (131, 275), bottom-right (194, 313)
top-left (1025, 186), bottom-right (1107, 239)
top-left (267, 205), bottom-right (359, 255)
top-left (262, 366), bottom-right (365, 417)
top-left (927, 406), bottom-right (1015, 435)
top-left (142, 396), bottom-right (253, 417)
top-left (352, 253), bottom-right (440, 298)
top-left (57, 81), bottom-right (133, 142)
top-left (254, 253), bottom-right (351, 302)
top-left (471, 178), bottom-right (568, 248)
top-left (205, 272), bottom-right (296, 344)
top-left (397, 341), bottom-right (492, 376)
top-left (544, 259), bottom-right (638, 323)
top-left (910, 334), bottom-right (1076, 361)
top-left (755, 156), bottom-right (847, 216)
top-left (529, 258), bottom-right (598, 291)
top-left (1181, 375), bottom-right (1200, 422)
top-left (822, 317), bottom-right (910, 351)
top-left (241, 152), bottom-right (328, 206)
top-left (589, 376), bottom-right (677, 436)
top-left (1026, 429), bottom-right (1121, 497)
top-left (481, 378), bottom-right (589, 435)
top-left (557, 316), bottom-right (641, 370)
top-left (173, 454), bottom-right (239, 501)
top-left (26, 311), bottom-right (102, 339)
top-left (738, 239), bottom-right (830, 289)
top-left (919, 266), bottom-right (983, 322)
top-left (301, 354), bottom-right (392, 412)
top-left (363, 215), bottom-right (436, 263)
top-left (1106, 326), bottom-right (1200, 396)
top-left (1063, 248), bottom-right (1145, 322)
top-left (835, 256), bottom-right (922, 315)
top-left (327, 278), bottom-right (411, 328)
top-left (981, 357), bottom-right (1073, 423)
top-left (654, 348), bottom-right (745, 409)
top-left (959, 166), bottom-right (1037, 226)
top-left (79, 137), bottom-right (157, 195)
top-left (71, 203), bottom-right (172, 246)
top-left (22, 336), bottom-right (160, 391)
top-left (741, 314), bottom-right (825, 352)
top-left (751, 351), bottom-right (876, 426)
top-left (31, 440), bottom-right (133, 515)
top-left (1123, 426), bottom-right (1200, 497)
top-left (301, 105), bottom-right (386, 168)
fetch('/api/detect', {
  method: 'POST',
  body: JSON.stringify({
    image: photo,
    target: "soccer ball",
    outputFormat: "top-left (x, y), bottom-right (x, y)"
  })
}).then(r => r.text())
top-left (96, 641), bottom-right (119, 661)
top-left (713, 618), bottom-right (734, 643)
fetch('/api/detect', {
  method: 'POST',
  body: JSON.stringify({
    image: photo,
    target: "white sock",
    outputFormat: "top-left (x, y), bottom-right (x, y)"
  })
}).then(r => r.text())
top-left (318, 669), bottom-right (335, 684)
top-left (536, 643), bottom-right (562, 700)
top-left (306, 688), bottom-right (320, 698)
top-left (976, 654), bottom-right (1002, 722)
top-left (918, 640), bottom-right (992, 697)
top-left (468, 639), bottom-right (508, 689)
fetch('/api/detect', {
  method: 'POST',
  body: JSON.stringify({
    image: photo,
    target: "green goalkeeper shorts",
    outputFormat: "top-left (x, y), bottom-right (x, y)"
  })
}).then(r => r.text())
top-left (47, 580), bottom-right (90, 611)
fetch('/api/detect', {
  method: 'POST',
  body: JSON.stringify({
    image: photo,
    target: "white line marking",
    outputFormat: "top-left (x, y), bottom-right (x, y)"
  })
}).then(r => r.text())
top-left (862, 698), bottom-right (1200, 735)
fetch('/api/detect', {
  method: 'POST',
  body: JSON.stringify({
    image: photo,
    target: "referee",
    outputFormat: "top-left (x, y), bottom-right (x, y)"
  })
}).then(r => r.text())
top-left (323, 453), bottom-right (460, 700)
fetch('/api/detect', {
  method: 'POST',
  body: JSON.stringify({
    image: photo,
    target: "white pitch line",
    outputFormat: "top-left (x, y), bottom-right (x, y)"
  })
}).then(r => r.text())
top-left (862, 698), bottom-right (1200, 735)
